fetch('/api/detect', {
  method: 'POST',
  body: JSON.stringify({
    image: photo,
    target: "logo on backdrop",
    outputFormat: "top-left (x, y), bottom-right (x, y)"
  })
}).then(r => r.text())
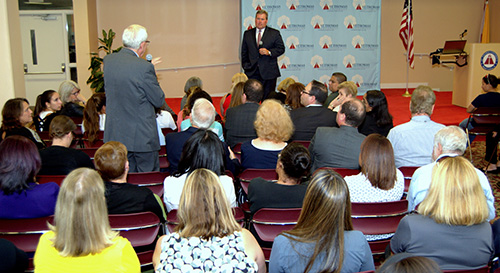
top-left (286, 36), bottom-right (313, 50)
top-left (253, 0), bottom-right (265, 10)
top-left (343, 55), bottom-right (356, 68)
top-left (279, 56), bottom-right (305, 71)
top-left (311, 55), bottom-right (337, 70)
top-left (319, 35), bottom-right (333, 49)
top-left (320, 0), bottom-right (333, 10)
top-left (278, 15), bottom-right (306, 30)
top-left (319, 75), bottom-right (331, 86)
top-left (344, 15), bottom-right (356, 29)
top-left (287, 0), bottom-right (314, 11)
top-left (353, 0), bottom-right (366, 10)
top-left (352, 74), bottom-right (364, 87)
top-left (352, 35), bottom-right (364, 49)
top-left (312, 15), bottom-right (339, 30)
top-left (244, 17), bottom-right (255, 30)
top-left (480, 51), bottom-right (498, 71)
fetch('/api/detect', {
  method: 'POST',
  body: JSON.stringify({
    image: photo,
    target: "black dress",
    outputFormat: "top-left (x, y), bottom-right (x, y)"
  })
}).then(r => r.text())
top-left (358, 111), bottom-right (393, 137)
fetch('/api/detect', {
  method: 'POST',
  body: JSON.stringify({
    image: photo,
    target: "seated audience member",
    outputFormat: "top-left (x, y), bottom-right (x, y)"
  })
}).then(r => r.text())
top-left (180, 76), bottom-right (203, 111)
top-left (0, 238), bottom-right (29, 272)
top-left (82, 93), bottom-right (106, 147)
top-left (0, 136), bottom-right (59, 219)
top-left (376, 253), bottom-right (441, 273)
top-left (269, 169), bottom-right (375, 272)
top-left (407, 126), bottom-right (495, 220)
top-left (33, 90), bottom-right (62, 132)
top-left (284, 82), bottom-right (304, 111)
top-left (290, 80), bottom-right (337, 141)
top-left (391, 156), bottom-right (494, 270)
top-left (163, 129), bottom-right (237, 212)
top-left (94, 141), bottom-right (165, 222)
top-left (459, 74), bottom-right (500, 143)
top-left (156, 103), bottom-right (177, 146)
top-left (34, 168), bottom-right (140, 272)
top-left (309, 99), bottom-right (366, 172)
top-left (166, 98), bottom-right (238, 174)
top-left (39, 116), bottom-right (94, 175)
top-left (180, 89), bottom-right (224, 141)
top-left (220, 72), bottom-right (248, 117)
top-left (358, 90), bottom-right (394, 136)
top-left (345, 134), bottom-right (404, 203)
top-left (241, 99), bottom-right (293, 170)
top-left (387, 85), bottom-right (445, 168)
top-left (268, 77), bottom-right (295, 104)
top-left (1, 98), bottom-right (45, 149)
top-left (58, 80), bottom-right (85, 118)
top-left (153, 168), bottom-right (265, 272)
top-left (224, 82), bottom-right (245, 118)
top-left (326, 81), bottom-right (357, 112)
top-left (484, 123), bottom-right (500, 173)
top-left (225, 79), bottom-right (263, 148)
top-left (323, 72), bottom-right (347, 107)
top-left (248, 143), bottom-right (310, 214)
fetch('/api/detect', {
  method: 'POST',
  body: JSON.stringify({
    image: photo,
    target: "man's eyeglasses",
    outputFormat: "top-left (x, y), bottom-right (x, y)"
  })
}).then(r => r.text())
top-left (301, 90), bottom-right (311, 95)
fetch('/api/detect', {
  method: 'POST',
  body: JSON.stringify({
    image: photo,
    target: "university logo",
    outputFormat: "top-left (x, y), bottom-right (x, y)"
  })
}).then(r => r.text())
top-left (481, 51), bottom-right (498, 71)
top-left (311, 15), bottom-right (324, 29)
top-left (279, 56), bottom-right (291, 69)
top-left (319, 75), bottom-right (331, 86)
top-left (352, 35), bottom-right (364, 49)
top-left (253, 0), bottom-right (266, 10)
top-left (343, 55), bottom-right (356, 68)
top-left (320, 0), bottom-right (333, 10)
top-left (287, 0), bottom-right (299, 10)
top-left (244, 16), bottom-right (255, 30)
top-left (344, 15), bottom-right (357, 29)
top-left (286, 36), bottom-right (300, 49)
top-left (278, 15), bottom-right (291, 29)
top-left (353, 0), bottom-right (366, 10)
top-left (319, 35), bottom-right (333, 49)
top-left (311, 55), bottom-right (324, 69)
top-left (352, 74), bottom-right (364, 87)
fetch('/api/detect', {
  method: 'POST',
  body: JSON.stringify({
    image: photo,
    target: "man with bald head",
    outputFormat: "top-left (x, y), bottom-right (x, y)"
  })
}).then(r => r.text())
top-left (309, 98), bottom-right (366, 172)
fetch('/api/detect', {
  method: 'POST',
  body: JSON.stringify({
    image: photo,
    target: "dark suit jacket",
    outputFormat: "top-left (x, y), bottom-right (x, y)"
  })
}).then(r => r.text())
top-left (225, 102), bottom-right (259, 148)
top-left (103, 48), bottom-right (165, 152)
top-left (309, 125), bottom-right (366, 172)
top-left (241, 26), bottom-right (285, 80)
top-left (290, 106), bottom-right (338, 141)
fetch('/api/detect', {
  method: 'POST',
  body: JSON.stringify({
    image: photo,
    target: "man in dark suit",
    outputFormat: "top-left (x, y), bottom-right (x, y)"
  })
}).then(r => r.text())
top-left (309, 98), bottom-right (366, 172)
top-left (241, 10), bottom-right (285, 100)
top-left (290, 80), bottom-right (337, 141)
top-left (225, 79), bottom-right (263, 148)
top-left (103, 24), bottom-right (165, 172)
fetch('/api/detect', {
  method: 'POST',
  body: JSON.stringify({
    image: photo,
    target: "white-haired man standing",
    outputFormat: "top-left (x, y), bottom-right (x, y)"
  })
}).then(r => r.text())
top-left (407, 125), bottom-right (495, 221)
top-left (103, 24), bottom-right (165, 172)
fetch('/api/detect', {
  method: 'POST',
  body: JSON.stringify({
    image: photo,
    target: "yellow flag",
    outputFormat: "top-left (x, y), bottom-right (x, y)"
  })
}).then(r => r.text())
top-left (480, 0), bottom-right (490, 43)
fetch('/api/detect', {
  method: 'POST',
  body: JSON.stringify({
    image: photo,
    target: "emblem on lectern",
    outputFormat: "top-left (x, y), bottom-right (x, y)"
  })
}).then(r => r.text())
top-left (480, 51), bottom-right (498, 71)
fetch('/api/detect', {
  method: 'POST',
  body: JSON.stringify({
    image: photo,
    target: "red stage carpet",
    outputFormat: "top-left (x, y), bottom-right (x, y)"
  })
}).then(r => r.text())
top-left (165, 89), bottom-right (469, 126)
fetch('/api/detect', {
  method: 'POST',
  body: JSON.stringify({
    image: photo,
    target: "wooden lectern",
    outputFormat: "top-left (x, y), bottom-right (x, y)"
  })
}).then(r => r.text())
top-left (453, 43), bottom-right (500, 108)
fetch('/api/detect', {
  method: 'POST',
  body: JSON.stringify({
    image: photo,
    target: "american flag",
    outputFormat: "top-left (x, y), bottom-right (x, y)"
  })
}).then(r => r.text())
top-left (399, 0), bottom-right (414, 68)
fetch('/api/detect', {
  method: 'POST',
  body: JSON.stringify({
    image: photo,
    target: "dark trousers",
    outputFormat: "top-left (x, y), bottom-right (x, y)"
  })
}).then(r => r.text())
top-left (249, 71), bottom-right (277, 102)
top-left (127, 151), bottom-right (160, 173)
top-left (485, 130), bottom-right (500, 164)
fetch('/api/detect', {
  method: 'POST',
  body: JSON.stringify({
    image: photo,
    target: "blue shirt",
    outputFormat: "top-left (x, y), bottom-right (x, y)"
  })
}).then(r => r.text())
top-left (180, 119), bottom-right (224, 141)
top-left (387, 116), bottom-right (445, 168)
top-left (0, 182), bottom-right (59, 219)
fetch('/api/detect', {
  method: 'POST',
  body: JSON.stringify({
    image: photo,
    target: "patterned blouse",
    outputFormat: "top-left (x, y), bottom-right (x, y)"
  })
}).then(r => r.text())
top-left (156, 231), bottom-right (258, 272)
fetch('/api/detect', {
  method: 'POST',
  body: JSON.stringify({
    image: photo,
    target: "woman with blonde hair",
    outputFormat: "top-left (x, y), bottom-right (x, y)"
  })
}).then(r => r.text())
top-left (59, 80), bottom-right (86, 118)
top-left (154, 168), bottom-right (265, 272)
top-left (241, 99), bottom-right (294, 169)
top-left (220, 72), bottom-right (248, 116)
top-left (391, 156), bottom-right (493, 270)
top-left (327, 81), bottom-right (358, 112)
top-left (269, 169), bottom-right (374, 272)
top-left (268, 77), bottom-right (295, 104)
top-left (34, 168), bottom-right (140, 272)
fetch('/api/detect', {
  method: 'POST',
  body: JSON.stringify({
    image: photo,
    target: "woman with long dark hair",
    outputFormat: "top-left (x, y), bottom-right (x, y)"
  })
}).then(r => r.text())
top-left (83, 93), bottom-right (106, 146)
top-left (33, 90), bottom-right (62, 132)
top-left (269, 169), bottom-right (374, 273)
top-left (1, 98), bottom-right (45, 149)
top-left (358, 90), bottom-right (393, 136)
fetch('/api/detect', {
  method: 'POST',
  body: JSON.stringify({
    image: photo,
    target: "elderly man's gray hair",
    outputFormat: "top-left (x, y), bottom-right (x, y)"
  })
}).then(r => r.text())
top-left (433, 125), bottom-right (467, 155)
top-left (191, 98), bottom-right (215, 129)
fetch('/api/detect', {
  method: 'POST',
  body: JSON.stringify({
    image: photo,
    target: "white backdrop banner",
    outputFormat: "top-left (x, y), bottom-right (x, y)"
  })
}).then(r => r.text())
top-left (241, 0), bottom-right (381, 94)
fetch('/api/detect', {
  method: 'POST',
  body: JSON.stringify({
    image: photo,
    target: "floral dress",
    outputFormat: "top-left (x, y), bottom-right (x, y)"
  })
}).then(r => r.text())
top-left (156, 231), bottom-right (258, 273)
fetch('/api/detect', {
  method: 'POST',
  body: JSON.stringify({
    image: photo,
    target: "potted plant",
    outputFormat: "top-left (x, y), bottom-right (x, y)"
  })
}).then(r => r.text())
top-left (87, 29), bottom-right (122, 93)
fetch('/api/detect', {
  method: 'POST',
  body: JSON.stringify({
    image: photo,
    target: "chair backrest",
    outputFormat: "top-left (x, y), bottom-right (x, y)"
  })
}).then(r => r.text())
top-left (166, 207), bottom-right (246, 233)
top-left (351, 200), bottom-right (408, 255)
top-left (232, 142), bottom-right (242, 161)
top-left (158, 146), bottom-right (170, 170)
top-left (314, 167), bottom-right (359, 177)
top-left (109, 212), bottom-right (160, 267)
top-left (238, 169), bottom-right (278, 195)
top-left (127, 172), bottom-right (168, 197)
top-left (251, 208), bottom-right (302, 242)
top-left (291, 140), bottom-right (311, 149)
top-left (467, 107), bottom-right (500, 135)
top-left (399, 166), bottom-right (418, 194)
top-left (37, 175), bottom-right (66, 186)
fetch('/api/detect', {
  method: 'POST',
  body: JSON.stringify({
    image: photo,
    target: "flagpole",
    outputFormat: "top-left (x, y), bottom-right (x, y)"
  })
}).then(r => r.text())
top-left (402, 4), bottom-right (411, 98)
